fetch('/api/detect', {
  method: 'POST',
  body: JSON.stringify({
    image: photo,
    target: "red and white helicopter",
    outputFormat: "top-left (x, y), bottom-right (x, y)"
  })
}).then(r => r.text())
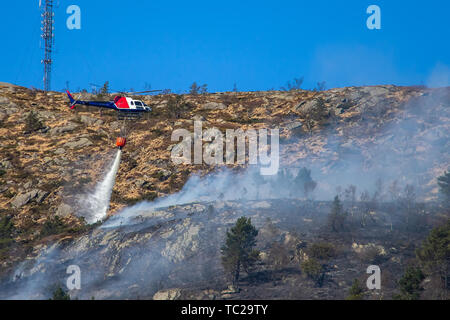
top-left (66, 90), bottom-right (156, 116)
top-left (65, 88), bottom-right (161, 149)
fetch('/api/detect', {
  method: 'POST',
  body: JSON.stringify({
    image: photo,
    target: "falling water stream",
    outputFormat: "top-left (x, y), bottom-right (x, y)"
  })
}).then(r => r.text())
top-left (82, 149), bottom-right (122, 224)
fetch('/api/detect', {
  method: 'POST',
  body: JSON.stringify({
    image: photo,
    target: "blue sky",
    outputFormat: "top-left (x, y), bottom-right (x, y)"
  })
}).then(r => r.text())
top-left (1, 0), bottom-right (449, 92)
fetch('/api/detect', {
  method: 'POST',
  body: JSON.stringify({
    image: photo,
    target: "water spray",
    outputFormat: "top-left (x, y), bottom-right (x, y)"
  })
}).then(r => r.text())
top-left (81, 149), bottom-right (122, 224)
top-left (77, 134), bottom-right (127, 224)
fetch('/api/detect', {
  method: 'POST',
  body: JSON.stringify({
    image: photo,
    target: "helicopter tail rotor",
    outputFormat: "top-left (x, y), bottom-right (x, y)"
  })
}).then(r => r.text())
top-left (66, 90), bottom-right (78, 109)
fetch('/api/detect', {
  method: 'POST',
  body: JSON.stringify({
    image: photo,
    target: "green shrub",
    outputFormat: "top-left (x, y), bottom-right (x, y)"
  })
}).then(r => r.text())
top-left (151, 128), bottom-right (164, 136)
top-left (152, 171), bottom-right (168, 181)
top-left (40, 216), bottom-right (66, 237)
top-left (50, 287), bottom-right (71, 300)
top-left (360, 245), bottom-right (385, 264)
top-left (41, 180), bottom-right (64, 192)
top-left (24, 111), bottom-right (44, 133)
top-left (112, 191), bottom-right (158, 206)
top-left (220, 94), bottom-right (239, 106)
top-left (165, 95), bottom-right (195, 118)
top-left (141, 192), bottom-right (158, 202)
top-left (308, 242), bottom-right (336, 261)
top-left (268, 242), bottom-right (290, 269)
top-left (0, 215), bottom-right (15, 257)
top-left (393, 266), bottom-right (425, 300)
top-left (0, 215), bottom-right (14, 238)
top-left (347, 279), bottom-right (365, 300)
top-left (3, 189), bottom-right (16, 199)
top-left (40, 215), bottom-right (88, 237)
top-left (301, 258), bottom-right (324, 285)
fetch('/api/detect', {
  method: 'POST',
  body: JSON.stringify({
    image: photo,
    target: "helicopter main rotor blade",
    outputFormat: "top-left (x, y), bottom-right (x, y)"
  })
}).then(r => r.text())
top-left (110, 90), bottom-right (164, 95)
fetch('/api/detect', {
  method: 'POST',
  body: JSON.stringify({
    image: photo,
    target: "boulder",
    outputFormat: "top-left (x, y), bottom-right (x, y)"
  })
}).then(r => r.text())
top-left (35, 190), bottom-right (49, 203)
top-left (36, 111), bottom-right (56, 120)
top-left (192, 115), bottom-right (206, 122)
top-left (161, 219), bottom-right (200, 263)
top-left (361, 86), bottom-right (391, 97)
top-left (284, 121), bottom-right (302, 130)
top-left (221, 285), bottom-right (239, 296)
top-left (49, 122), bottom-right (78, 135)
top-left (54, 148), bottom-right (66, 155)
top-left (0, 97), bottom-right (18, 115)
top-left (153, 288), bottom-right (181, 300)
top-left (157, 169), bottom-right (172, 181)
top-left (202, 102), bottom-right (226, 110)
top-left (64, 138), bottom-right (93, 149)
top-left (56, 203), bottom-right (73, 217)
top-left (11, 189), bottom-right (49, 208)
top-left (23, 181), bottom-right (33, 189)
top-left (295, 99), bottom-right (321, 113)
top-left (80, 115), bottom-right (103, 126)
top-left (135, 179), bottom-right (153, 189)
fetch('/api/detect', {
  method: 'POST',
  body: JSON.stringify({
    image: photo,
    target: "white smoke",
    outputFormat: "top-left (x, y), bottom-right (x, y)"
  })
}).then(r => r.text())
top-left (426, 63), bottom-right (450, 88)
top-left (79, 149), bottom-right (122, 224)
top-left (102, 87), bottom-right (449, 228)
top-left (102, 167), bottom-right (264, 228)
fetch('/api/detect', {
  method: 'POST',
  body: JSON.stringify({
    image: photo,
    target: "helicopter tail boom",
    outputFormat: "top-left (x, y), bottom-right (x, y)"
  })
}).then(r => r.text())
top-left (66, 90), bottom-right (77, 109)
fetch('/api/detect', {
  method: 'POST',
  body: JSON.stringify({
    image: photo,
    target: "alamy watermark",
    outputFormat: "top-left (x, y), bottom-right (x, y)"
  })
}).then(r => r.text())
top-left (66, 265), bottom-right (81, 290)
top-left (171, 121), bottom-right (279, 175)
top-left (366, 265), bottom-right (381, 290)
top-left (366, 5), bottom-right (381, 30)
top-left (66, 5), bottom-right (81, 30)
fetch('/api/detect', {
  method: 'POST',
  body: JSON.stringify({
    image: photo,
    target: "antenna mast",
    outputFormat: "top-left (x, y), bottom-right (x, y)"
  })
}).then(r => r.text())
top-left (40, 0), bottom-right (54, 91)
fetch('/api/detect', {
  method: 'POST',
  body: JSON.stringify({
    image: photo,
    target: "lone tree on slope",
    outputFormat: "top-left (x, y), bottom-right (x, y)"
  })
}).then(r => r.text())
top-left (221, 217), bottom-right (260, 287)
top-left (328, 195), bottom-right (347, 232)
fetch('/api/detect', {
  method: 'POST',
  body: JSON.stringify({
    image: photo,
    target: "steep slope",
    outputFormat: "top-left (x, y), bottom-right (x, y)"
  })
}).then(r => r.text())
top-left (0, 82), bottom-right (449, 281)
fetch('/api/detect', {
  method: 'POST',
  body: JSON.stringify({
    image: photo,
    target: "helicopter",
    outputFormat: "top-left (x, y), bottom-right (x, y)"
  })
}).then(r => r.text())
top-left (65, 87), bottom-right (162, 149)
top-left (65, 90), bottom-right (157, 118)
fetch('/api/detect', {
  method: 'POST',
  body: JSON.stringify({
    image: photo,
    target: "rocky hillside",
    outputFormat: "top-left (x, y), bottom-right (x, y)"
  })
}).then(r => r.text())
top-left (0, 82), bottom-right (449, 298)
top-left (0, 198), bottom-right (446, 300)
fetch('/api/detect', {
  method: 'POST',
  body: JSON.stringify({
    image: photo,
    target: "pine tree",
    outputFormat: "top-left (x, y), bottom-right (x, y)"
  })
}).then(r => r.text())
top-left (101, 81), bottom-right (109, 95)
top-left (328, 195), bottom-right (347, 232)
top-left (294, 167), bottom-right (317, 199)
top-left (438, 169), bottom-right (450, 205)
top-left (189, 82), bottom-right (199, 95)
top-left (416, 220), bottom-right (450, 294)
top-left (394, 266), bottom-right (425, 300)
top-left (221, 217), bottom-right (259, 286)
